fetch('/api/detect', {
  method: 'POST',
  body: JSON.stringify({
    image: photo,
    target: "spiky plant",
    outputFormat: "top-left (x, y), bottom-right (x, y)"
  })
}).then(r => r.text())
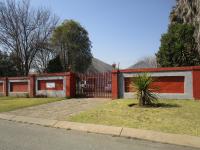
top-left (133, 73), bottom-right (157, 106)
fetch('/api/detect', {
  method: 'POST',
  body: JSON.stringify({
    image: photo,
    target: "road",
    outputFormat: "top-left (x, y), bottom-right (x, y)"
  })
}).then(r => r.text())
top-left (0, 120), bottom-right (198, 150)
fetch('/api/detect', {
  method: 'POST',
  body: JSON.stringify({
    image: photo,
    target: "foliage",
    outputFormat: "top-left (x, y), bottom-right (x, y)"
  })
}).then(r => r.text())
top-left (0, 51), bottom-right (17, 76)
top-left (46, 55), bottom-right (64, 73)
top-left (0, 0), bottom-right (58, 75)
top-left (156, 23), bottom-right (200, 67)
top-left (133, 73), bottom-right (157, 106)
top-left (51, 20), bottom-right (92, 73)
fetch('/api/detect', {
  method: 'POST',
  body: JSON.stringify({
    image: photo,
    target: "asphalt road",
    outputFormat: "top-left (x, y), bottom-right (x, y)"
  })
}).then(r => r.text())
top-left (0, 120), bottom-right (199, 150)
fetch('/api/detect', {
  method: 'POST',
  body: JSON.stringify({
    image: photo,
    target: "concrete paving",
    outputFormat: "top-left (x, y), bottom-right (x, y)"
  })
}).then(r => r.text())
top-left (0, 119), bottom-right (198, 150)
top-left (2, 98), bottom-right (108, 120)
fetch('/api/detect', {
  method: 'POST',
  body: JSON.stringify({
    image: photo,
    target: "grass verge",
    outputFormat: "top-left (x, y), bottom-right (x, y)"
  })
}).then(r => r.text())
top-left (0, 97), bottom-right (64, 112)
top-left (68, 99), bottom-right (200, 136)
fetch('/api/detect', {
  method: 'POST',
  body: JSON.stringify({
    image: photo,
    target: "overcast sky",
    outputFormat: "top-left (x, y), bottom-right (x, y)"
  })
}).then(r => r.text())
top-left (32, 0), bottom-right (176, 68)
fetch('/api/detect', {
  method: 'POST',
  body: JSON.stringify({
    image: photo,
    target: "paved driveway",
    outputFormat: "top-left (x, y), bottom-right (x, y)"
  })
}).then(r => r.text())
top-left (3, 98), bottom-right (108, 120)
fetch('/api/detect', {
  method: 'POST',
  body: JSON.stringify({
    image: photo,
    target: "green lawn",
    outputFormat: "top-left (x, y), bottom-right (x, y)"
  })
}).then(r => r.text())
top-left (0, 97), bottom-right (64, 112)
top-left (68, 99), bottom-right (200, 136)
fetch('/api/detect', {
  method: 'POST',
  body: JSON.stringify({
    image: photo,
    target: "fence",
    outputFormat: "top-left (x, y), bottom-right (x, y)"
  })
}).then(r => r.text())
top-left (112, 66), bottom-right (200, 100)
top-left (0, 66), bottom-right (200, 100)
top-left (0, 72), bottom-right (75, 98)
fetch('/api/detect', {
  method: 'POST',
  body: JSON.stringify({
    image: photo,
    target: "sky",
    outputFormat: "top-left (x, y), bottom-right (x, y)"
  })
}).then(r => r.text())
top-left (32, 0), bottom-right (176, 69)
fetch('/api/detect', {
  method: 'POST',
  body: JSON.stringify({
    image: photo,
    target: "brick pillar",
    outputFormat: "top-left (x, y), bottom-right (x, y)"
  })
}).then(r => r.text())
top-left (192, 69), bottom-right (200, 100)
top-left (3, 77), bottom-right (8, 96)
top-left (65, 72), bottom-right (76, 98)
top-left (112, 70), bottom-right (119, 99)
top-left (29, 75), bottom-right (36, 97)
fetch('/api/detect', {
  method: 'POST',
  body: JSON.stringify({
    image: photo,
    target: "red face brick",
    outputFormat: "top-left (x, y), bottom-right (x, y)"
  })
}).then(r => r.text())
top-left (10, 82), bottom-right (28, 92)
top-left (0, 83), bottom-right (3, 92)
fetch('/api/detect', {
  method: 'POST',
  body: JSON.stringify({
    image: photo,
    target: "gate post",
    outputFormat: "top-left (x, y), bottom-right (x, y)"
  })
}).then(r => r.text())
top-left (66, 72), bottom-right (76, 98)
top-left (3, 77), bottom-right (8, 96)
top-left (112, 70), bottom-right (119, 99)
top-left (29, 74), bottom-right (36, 98)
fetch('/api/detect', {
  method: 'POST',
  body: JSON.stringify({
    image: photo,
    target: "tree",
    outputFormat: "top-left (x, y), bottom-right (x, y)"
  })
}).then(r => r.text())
top-left (156, 23), bottom-right (200, 67)
top-left (46, 55), bottom-right (63, 73)
top-left (133, 73), bottom-right (157, 106)
top-left (32, 49), bottom-right (56, 73)
top-left (51, 20), bottom-right (92, 73)
top-left (0, 51), bottom-right (17, 76)
top-left (0, 0), bottom-right (59, 75)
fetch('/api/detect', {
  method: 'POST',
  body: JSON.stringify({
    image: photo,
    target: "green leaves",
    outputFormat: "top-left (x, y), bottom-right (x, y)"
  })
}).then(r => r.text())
top-left (133, 73), bottom-right (157, 106)
top-left (51, 20), bottom-right (92, 73)
top-left (156, 23), bottom-right (200, 67)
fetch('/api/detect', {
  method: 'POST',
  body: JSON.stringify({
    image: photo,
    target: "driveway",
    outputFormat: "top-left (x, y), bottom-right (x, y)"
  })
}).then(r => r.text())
top-left (3, 98), bottom-right (108, 120)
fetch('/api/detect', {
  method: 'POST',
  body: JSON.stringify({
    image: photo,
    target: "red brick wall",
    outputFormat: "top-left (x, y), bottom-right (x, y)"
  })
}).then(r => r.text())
top-left (10, 82), bottom-right (28, 92)
top-left (112, 71), bottom-right (119, 99)
top-left (38, 80), bottom-right (63, 91)
top-left (193, 70), bottom-right (200, 99)
top-left (124, 76), bottom-right (184, 94)
top-left (0, 83), bottom-right (3, 92)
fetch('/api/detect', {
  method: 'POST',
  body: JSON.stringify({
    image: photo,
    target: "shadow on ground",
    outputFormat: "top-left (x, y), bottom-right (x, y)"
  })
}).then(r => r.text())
top-left (128, 103), bottom-right (180, 108)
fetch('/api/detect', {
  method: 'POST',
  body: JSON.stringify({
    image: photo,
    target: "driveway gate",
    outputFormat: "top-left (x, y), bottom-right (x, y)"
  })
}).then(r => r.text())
top-left (75, 72), bottom-right (112, 98)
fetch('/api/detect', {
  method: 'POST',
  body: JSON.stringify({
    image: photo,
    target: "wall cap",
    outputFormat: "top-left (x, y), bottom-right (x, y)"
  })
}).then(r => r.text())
top-left (120, 66), bottom-right (200, 73)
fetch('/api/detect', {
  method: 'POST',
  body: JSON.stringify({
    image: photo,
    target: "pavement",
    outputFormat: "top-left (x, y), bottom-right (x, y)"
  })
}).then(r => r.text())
top-left (0, 113), bottom-right (200, 149)
top-left (2, 98), bottom-right (108, 120)
top-left (0, 119), bottom-right (199, 150)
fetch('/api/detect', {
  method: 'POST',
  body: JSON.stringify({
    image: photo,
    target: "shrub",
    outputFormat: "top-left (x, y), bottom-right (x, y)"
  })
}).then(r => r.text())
top-left (133, 73), bottom-right (157, 106)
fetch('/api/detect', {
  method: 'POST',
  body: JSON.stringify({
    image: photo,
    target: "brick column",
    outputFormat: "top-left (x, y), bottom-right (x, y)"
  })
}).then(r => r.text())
top-left (3, 77), bottom-right (8, 96)
top-left (29, 75), bottom-right (36, 97)
top-left (192, 69), bottom-right (200, 100)
top-left (65, 72), bottom-right (76, 98)
top-left (112, 70), bottom-right (119, 99)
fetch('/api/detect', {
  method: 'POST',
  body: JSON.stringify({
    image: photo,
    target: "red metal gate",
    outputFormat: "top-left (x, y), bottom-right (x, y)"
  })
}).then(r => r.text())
top-left (75, 72), bottom-right (112, 98)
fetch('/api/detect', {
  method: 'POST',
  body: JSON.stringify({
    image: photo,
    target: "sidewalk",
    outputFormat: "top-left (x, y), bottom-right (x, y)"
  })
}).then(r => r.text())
top-left (0, 113), bottom-right (200, 149)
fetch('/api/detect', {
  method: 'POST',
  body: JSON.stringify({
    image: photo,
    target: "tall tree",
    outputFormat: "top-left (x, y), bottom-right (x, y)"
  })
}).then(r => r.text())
top-left (0, 0), bottom-right (59, 75)
top-left (156, 23), bottom-right (200, 67)
top-left (51, 20), bottom-right (92, 73)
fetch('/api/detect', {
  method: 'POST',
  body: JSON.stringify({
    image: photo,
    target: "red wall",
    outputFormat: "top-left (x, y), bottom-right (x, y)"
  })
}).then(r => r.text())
top-left (38, 80), bottom-right (63, 91)
top-left (10, 82), bottom-right (28, 92)
top-left (124, 76), bottom-right (184, 94)
top-left (0, 83), bottom-right (3, 92)
top-left (193, 70), bottom-right (200, 99)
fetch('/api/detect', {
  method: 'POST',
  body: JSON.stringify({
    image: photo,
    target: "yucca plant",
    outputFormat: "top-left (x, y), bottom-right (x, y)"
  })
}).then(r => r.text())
top-left (133, 73), bottom-right (157, 106)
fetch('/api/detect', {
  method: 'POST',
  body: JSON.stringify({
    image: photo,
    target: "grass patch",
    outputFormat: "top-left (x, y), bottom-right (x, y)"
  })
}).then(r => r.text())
top-left (0, 97), bottom-right (64, 112)
top-left (68, 99), bottom-right (200, 136)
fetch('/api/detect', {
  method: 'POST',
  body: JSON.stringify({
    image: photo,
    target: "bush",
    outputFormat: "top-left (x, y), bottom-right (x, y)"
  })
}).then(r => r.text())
top-left (133, 73), bottom-right (157, 106)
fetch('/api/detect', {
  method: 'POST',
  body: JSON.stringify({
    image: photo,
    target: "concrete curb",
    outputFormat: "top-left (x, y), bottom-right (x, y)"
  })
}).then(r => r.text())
top-left (0, 114), bottom-right (200, 149)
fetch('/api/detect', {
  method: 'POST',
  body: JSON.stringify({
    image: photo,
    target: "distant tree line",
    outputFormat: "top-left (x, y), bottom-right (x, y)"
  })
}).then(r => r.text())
top-left (0, 0), bottom-right (92, 76)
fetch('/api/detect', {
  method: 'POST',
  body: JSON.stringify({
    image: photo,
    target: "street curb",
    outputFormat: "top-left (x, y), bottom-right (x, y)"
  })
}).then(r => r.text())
top-left (0, 114), bottom-right (200, 149)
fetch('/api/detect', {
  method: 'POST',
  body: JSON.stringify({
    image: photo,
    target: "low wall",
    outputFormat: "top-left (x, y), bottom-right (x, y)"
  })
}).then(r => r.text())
top-left (112, 66), bottom-right (200, 100)
top-left (0, 72), bottom-right (75, 98)
top-left (35, 76), bottom-right (66, 97)
top-left (0, 80), bottom-right (3, 96)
